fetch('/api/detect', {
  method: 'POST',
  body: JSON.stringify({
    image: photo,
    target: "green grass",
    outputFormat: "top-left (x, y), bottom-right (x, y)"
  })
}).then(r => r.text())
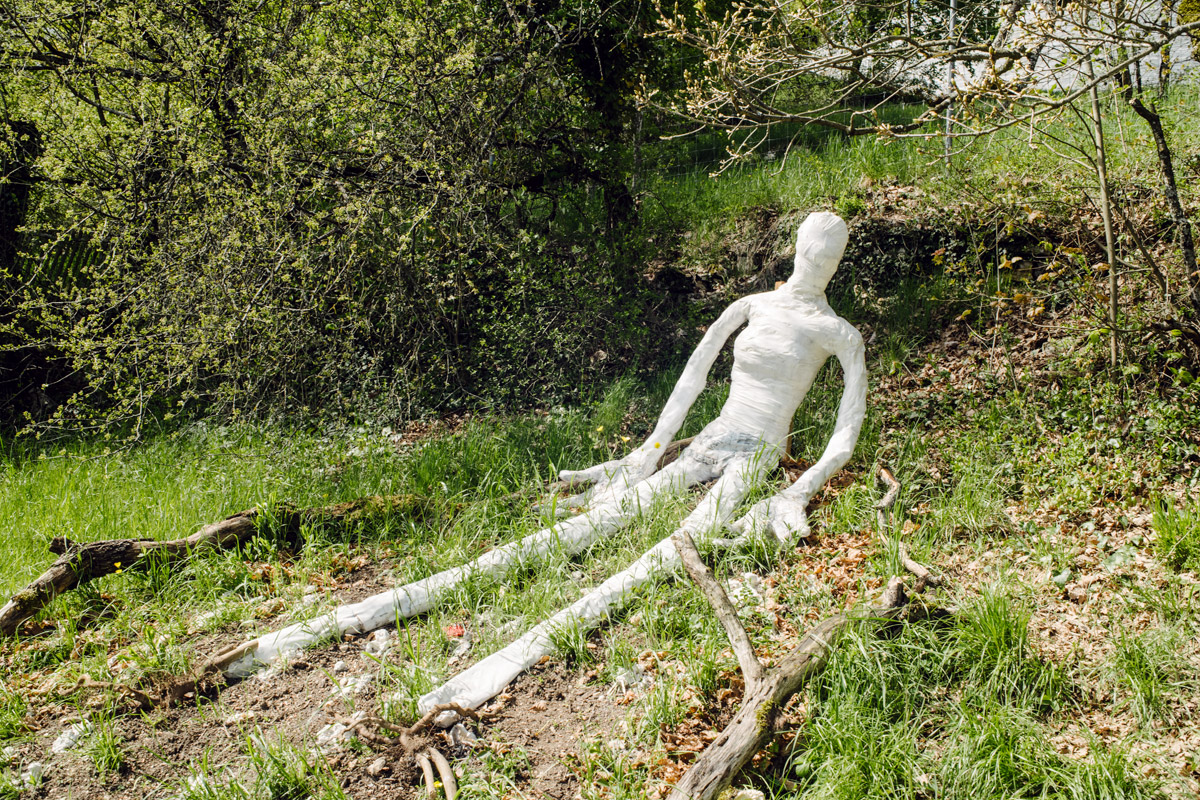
top-left (651, 86), bottom-right (1200, 229)
top-left (1108, 626), bottom-right (1191, 725)
top-left (6, 104), bottom-right (1200, 796)
top-left (1, 362), bottom-right (1191, 799)
top-left (86, 715), bottom-right (125, 778)
top-left (1154, 501), bottom-right (1200, 572)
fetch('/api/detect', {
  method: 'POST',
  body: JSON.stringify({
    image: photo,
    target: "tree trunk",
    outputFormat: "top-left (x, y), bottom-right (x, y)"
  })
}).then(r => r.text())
top-left (1086, 59), bottom-right (1119, 369)
top-left (1127, 92), bottom-right (1199, 313)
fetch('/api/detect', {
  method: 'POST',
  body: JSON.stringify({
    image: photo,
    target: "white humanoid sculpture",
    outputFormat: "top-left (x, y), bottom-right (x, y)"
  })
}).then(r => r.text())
top-left (227, 212), bottom-right (867, 723)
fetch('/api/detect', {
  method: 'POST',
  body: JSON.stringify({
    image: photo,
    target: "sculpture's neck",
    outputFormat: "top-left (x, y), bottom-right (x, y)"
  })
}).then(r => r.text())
top-left (781, 276), bottom-right (828, 302)
top-left (784, 257), bottom-right (834, 298)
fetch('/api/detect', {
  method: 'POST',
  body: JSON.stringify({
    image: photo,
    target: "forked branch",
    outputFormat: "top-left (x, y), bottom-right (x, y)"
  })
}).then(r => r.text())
top-left (672, 530), bottom-right (764, 690)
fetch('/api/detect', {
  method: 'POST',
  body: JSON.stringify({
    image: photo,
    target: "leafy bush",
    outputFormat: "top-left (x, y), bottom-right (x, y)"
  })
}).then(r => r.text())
top-left (1, 0), bottom-right (701, 430)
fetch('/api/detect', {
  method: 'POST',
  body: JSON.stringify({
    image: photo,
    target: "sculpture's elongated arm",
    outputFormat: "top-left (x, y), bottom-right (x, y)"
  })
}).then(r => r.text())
top-left (643, 297), bottom-right (752, 449)
top-left (559, 298), bottom-right (751, 492)
top-left (782, 329), bottom-right (867, 504)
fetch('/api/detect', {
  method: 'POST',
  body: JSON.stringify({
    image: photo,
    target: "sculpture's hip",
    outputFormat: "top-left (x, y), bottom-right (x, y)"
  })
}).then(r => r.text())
top-left (677, 426), bottom-right (781, 475)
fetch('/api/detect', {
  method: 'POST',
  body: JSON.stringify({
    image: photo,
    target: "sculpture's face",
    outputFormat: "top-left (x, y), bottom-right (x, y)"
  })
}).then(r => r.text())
top-left (792, 212), bottom-right (849, 292)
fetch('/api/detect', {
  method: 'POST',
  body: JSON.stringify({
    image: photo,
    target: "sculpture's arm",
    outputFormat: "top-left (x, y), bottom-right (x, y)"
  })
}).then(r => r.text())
top-left (732, 327), bottom-right (867, 543)
top-left (559, 298), bottom-right (752, 494)
top-left (644, 296), bottom-right (752, 449)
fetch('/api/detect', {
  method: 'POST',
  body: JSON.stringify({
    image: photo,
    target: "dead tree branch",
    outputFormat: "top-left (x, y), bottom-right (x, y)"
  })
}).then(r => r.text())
top-left (668, 577), bottom-right (911, 800)
top-left (0, 495), bottom-right (436, 638)
top-left (672, 530), bottom-right (764, 689)
top-left (875, 466), bottom-right (942, 591)
top-left (875, 465), bottom-right (901, 532)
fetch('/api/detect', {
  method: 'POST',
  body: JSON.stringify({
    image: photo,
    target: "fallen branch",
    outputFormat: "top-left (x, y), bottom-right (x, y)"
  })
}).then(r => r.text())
top-left (669, 577), bottom-right (911, 800)
top-left (0, 495), bottom-right (435, 638)
top-left (670, 463), bottom-right (946, 800)
top-left (672, 531), bottom-right (763, 688)
top-left (875, 466), bottom-right (942, 591)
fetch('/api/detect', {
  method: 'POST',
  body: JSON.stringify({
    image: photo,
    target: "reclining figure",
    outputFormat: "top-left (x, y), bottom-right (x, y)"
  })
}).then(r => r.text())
top-left (231, 211), bottom-right (867, 721)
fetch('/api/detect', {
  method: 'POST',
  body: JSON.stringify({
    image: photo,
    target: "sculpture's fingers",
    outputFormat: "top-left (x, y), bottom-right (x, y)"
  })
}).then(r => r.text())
top-left (558, 465), bottom-right (602, 485)
top-left (770, 509), bottom-right (810, 546)
top-left (729, 504), bottom-right (766, 536)
top-left (558, 489), bottom-right (593, 508)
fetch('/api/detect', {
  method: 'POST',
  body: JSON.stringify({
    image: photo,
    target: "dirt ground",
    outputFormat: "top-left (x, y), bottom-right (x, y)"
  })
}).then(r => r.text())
top-left (6, 549), bottom-right (638, 800)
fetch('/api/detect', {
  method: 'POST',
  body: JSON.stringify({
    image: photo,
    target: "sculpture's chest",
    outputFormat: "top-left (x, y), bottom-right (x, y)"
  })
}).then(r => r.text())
top-left (733, 314), bottom-right (831, 372)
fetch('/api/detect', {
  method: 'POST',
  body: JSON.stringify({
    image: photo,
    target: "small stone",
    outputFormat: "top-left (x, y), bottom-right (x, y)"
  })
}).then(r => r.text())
top-left (332, 660), bottom-right (349, 673)
top-left (330, 673), bottom-right (373, 699)
top-left (366, 756), bottom-right (389, 777)
top-left (730, 789), bottom-right (765, 800)
top-left (363, 629), bottom-right (392, 657)
top-left (223, 711), bottom-right (257, 727)
top-left (451, 633), bottom-right (472, 659)
top-left (2, 745), bottom-right (16, 764)
top-left (316, 722), bottom-right (349, 750)
top-left (613, 665), bottom-right (646, 693)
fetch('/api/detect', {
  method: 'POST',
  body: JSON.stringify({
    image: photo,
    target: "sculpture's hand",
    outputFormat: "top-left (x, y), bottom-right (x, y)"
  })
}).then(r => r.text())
top-left (558, 446), bottom-right (660, 504)
top-left (730, 494), bottom-right (812, 546)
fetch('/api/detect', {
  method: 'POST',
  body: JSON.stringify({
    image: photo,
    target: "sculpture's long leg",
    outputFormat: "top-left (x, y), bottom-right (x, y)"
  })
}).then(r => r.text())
top-left (416, 455), bottom-right (768, 718)
top-left (225, 460), bottom-right (695, 676)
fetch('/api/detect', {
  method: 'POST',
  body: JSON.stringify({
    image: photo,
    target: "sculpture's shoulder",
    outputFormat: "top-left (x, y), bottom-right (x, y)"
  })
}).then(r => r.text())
top-left (823, 312), bottom-right (864, 354)
top-left (832, 314), bottom-right (864, 344)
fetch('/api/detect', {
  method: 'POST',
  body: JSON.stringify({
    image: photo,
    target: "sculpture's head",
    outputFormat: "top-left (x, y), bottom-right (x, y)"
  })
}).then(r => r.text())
top-left (789, 211), bottom-right (849, 294)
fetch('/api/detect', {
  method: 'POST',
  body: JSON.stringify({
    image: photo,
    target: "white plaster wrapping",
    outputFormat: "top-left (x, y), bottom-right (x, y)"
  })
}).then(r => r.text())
top-left (224, 212), bottom-right (867, 721)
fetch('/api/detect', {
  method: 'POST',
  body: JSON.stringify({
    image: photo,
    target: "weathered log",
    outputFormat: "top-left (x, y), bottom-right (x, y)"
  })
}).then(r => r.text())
top-left (671, 463), bottom-right (947, 800)
top-left (0, 495), bottom-right (434, 638)
top-left (668, 578), bottom-right (910, 800)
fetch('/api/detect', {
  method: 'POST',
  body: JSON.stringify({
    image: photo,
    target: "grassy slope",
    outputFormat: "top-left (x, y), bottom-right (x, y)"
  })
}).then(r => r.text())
top-left (2, 91), bottom-right (1200, 798)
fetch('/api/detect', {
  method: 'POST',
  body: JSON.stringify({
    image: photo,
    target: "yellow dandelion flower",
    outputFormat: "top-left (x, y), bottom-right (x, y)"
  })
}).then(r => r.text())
top-left (596, 426), bottom-right (604, 433)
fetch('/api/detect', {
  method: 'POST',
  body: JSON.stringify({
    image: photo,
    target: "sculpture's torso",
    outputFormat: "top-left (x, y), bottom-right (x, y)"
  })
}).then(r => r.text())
top-left (707, 289), bottom-right (856, 449)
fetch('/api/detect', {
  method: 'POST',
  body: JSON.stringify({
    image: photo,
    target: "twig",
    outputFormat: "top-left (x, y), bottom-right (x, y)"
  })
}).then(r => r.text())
top-left (672, 531), bottom-right (764, 690)
top-left (875, 466), bottom-right (944, 592)
top-left (158, 639), bottom-right (259, 707)
top-left (875, 465), bottom-right (901, 533)
top-left (31, 675), bottom-right (154, 711)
